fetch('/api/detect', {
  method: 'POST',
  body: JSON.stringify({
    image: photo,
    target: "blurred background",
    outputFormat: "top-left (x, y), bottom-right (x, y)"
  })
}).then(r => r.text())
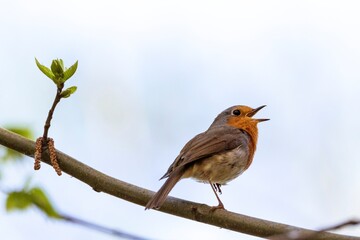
top-left (1, 1), bottom-right (360, 239)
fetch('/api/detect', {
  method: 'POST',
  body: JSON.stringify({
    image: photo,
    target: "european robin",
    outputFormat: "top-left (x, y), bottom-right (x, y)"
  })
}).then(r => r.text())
top-left (145, 105), bottom-right (269, 210)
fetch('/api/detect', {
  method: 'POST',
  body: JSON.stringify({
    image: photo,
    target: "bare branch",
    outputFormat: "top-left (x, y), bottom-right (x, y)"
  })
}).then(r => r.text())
top-left (60, 213), bottom-right (150, 240)
top-left (0, 127), bottom-right (358, 240)
top-left (42, 85), bottom-right (63, 141)
top-left (269, 219), bottom-right (360, 240)
top-left (319, 219), bottom-right (360, 232)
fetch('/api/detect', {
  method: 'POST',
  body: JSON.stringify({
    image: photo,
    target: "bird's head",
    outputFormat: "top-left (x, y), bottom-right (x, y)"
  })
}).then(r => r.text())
top-left (211, 105), bottom-right (269, 128)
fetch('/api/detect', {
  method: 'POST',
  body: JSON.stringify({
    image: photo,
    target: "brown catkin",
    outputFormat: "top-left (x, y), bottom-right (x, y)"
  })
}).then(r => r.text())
top-left (34, 137), bottom-right (43, 170)
top-left (48, 138), bottom-right (62, 176)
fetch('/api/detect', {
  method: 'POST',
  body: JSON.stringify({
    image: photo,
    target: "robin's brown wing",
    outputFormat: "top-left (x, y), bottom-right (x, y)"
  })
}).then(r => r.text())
top-left (160, 126), bottom-right (250, 179)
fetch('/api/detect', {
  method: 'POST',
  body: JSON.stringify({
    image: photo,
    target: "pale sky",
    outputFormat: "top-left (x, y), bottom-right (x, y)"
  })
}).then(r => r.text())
top-left (1, 1), bottom-right (360, 239)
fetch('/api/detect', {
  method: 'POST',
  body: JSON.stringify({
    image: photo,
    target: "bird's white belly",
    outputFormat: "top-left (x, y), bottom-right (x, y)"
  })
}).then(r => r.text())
top-left (184, 146), bottom-right (249, 184)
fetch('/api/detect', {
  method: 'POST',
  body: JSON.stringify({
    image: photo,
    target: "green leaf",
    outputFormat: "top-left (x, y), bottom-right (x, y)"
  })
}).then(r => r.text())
top-left (35, 58), bottom-right (55, 80)
top-left (51, 59), bottom-right (65, 84)
top-left (29, 188), bottom-right (60, 218)
top-left (51, 59), bottom-right (65, 74)
top-left (6, 191), bottom-right (32, 211)
top-left (58, 59), bottom-right (65, 71)
top-left (62, 60), bottom-right (78, 83)
top-left (5, 187), bottom-right (60, 219)
top-left (60, 86), bottom-right (77, 98)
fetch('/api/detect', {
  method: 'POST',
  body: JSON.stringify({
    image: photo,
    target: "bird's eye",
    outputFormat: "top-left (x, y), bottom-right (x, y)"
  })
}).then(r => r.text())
top-left (232, 109), bottom-right (241, 116)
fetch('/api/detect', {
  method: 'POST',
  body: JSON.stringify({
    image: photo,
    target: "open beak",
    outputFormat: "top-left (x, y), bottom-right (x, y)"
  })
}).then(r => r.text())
top-left (247, 105), bottom-right (270, 122)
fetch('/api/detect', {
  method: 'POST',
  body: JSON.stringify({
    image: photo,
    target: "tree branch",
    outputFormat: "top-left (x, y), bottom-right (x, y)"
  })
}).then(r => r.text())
top-left (269, 219), bottom-right (360, 239)
top-left (60, 213), bottom-right (149, 240)
top-left (0, 127), bottom-right (358, 240)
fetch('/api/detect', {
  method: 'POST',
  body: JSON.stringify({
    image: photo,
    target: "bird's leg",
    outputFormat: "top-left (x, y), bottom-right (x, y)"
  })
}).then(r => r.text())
top-left (212, 183), bottom-right (222, 194)
top-left (212, 183), bottom-right (218, 192)
top-left (216, 183), bottom-right (222, 194)
top-left (209, 181), bottom-right (225, 210)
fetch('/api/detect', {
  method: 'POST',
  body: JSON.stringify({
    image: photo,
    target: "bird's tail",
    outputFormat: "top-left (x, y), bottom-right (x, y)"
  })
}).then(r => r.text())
top-left (145, 168), bottom-right (185, 210)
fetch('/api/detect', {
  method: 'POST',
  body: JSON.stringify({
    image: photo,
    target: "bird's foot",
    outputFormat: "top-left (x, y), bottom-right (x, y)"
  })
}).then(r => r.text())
top-left (210, 202), bottom-right (225, 211)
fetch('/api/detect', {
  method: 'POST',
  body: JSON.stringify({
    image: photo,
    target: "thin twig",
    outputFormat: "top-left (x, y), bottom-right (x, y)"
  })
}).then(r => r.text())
top-left (36, 85), bottom-right (64, 174)
top-left (60, 214), bottom-right (150, 240)
top-left (0, 127), bottom-right (359, 240)
top-left (269, 219), bottom-right (360, 240)
top-left (318, 219), bottom-right (360, 232)
top-left (42, 85), bottom-right (63, 141)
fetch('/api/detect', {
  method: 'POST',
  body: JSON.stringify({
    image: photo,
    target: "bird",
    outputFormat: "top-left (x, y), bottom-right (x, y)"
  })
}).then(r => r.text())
top-left (145, 105), bottom-right (269, 210)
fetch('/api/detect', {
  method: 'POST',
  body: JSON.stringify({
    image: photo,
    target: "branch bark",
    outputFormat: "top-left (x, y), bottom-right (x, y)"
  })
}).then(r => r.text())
top-left (0, 127), bottom-right (358, 240)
